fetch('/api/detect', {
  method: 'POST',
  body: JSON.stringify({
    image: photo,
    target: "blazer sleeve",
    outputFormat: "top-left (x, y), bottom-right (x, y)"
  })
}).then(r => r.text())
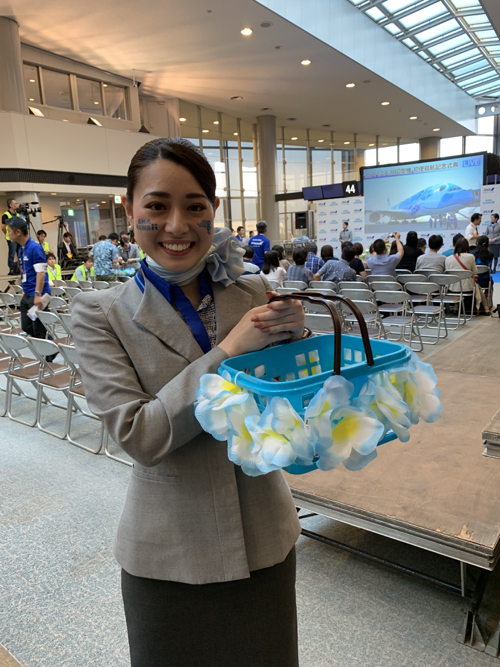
top-left (71, 293), bottom-right (229, 467)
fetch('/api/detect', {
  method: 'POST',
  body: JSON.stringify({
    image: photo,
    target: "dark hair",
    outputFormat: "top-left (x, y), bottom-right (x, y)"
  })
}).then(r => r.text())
top-left (320, 245), bottom-right (334, 261)
top-left (417, 238), bottom-right (427, 249)
top-left (108, 232), bottom-right (119, 241)
top-left (272, 244), bottom-right (284, 260)
top-left (389, 240), bottom-right (398, 255)
top-left (46, 252), bottom-right (56, 260)
top-left (428, 234), bottom-right (443, 251)
top-left (256, 221), bottom-right (267, 234)
top-left (471, 212), bottom-right (482, 223)
top-left (98, 234), bottom-right (107, 240)
top-left (36, 229), bottom-right (46, 236)
top-left (6, 198), bottom-right (16, 208)
top-left (126, 137), bottom-right (216, 206)
top-left (237, 226), bottom-right (244, 233)
top-left (373, 239), bottom-right (386, 254)
top-left (306, 242), bottom-right (318, 254)
top-left (63, 232), bottom-right (72, 239)
top-left (369, 243), bottom-right (374, 254)
top-left (243, 245), bottom-right (254, 259)
top-left (83, 254), bottom-right (93, 263)
top-left (474, 235), bottom-right (491, 263)
top-left (230, 227), bottom-right (234, 233)
top-left (353, 242), bottom-right (363, 256)
top-left (343, 221), bottom-right (348, 227)
top-left (6, 217), bottom-right (28, 235)
top-left (455, 237), bottom-right (469, 254)
top-left (452, 233), bottom-right (464, 246)
top-left (262, 250), bottom-right (280, 274)
top-left (341, 241), bottom-right (353, 251)
top-left (405, 231), bottom-right (418, 249)
top-left (120, 231), bottom-right (129, 238)
top-left (293, 247), bottom-right (307, 266)
top-left (493, 213), bottom-right (499, 221)
top-left (342, 246), bottom-right (356, 263)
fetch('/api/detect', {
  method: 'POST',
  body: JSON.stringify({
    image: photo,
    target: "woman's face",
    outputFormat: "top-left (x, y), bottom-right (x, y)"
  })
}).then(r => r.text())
top-left (123, 160), bottom-right (219, 272)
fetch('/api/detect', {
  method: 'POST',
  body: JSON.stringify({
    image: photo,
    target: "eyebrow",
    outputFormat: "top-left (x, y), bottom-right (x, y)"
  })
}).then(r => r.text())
top-left (142, 191), bottom-right (207, 200)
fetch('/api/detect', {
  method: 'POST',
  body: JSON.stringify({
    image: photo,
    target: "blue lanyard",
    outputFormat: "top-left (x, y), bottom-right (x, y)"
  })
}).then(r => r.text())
top-left (135, 260), bottom-right (213, 354)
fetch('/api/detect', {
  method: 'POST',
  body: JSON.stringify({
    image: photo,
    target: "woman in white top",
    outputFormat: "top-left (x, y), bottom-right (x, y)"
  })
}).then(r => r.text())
top-left (262, 250), bottom-right (287, 285)
top-left (445, 237), bottom-right (490, 314)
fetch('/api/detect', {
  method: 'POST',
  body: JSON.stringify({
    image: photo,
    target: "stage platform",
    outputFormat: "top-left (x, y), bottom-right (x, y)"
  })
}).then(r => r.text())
top-left (285, 317), bottom-right (500, 652)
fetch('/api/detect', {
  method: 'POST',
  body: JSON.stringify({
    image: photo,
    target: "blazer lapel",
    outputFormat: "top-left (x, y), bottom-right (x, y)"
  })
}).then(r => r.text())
top-left (132, 280), bottom-right (204, 363)
top-left (213, 280), bottom-right (253, 344)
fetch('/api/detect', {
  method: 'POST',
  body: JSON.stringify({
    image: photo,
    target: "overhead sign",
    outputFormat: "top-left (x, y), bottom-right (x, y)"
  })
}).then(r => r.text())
top-left (114, 195), bottom-right (122, 204)
top-left (67, 209), bottom-right (75, 216)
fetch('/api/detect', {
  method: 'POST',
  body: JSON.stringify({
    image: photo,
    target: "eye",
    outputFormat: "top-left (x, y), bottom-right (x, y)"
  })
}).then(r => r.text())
top-left (188, 203), bottom-right (207, 212)
top-left (146, 201), bottom-right (166, 211)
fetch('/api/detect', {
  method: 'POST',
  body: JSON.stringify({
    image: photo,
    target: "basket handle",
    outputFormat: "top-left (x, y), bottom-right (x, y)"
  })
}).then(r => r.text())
top-left (269, 291), bottom-right (374, 374)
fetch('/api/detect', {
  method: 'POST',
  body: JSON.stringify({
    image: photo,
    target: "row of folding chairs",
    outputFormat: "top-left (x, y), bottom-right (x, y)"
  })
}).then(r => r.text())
top-left (0, 332), bottom-right (130, 467)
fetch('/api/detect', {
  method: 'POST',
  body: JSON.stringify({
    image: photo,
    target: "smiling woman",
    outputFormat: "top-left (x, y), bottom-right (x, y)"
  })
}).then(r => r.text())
top-left (71, 137), bottom-right (305, 666)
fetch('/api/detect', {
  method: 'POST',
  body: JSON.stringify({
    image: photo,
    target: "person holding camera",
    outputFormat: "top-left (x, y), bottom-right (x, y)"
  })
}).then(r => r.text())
top-left (2, 198), bottom-right (21, 275)
top-left (366, 232), bottom-right (404, 276)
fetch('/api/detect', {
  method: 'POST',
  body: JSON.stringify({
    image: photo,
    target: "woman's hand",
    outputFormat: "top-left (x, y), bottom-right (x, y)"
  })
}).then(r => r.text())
top-left (219, 303), bottom-right (298, 358)
top-left (252, 292), bottom-right (305, 341)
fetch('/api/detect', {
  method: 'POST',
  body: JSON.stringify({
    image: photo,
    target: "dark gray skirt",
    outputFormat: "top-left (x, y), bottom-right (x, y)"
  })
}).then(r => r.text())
top-left (121, 548), bottom-right (298, 667)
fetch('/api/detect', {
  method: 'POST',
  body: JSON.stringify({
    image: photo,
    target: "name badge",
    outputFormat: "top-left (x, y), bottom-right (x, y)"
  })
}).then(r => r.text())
top-left (21, 273), bottom-right (27, 283)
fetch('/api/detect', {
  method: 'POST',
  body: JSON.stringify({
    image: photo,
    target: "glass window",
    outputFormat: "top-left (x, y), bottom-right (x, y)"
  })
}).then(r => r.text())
top-left (399, 3), bottom-right (447, 29)
top-left (60, 200), bottom-right (87, 247)
top-left (399, 143), bottom-right (420, 162)
top-left (104, 84), bottom-right (127, 120)
top-left (440, 136), bottom-right (463, 157)
top-left (87, 200), bottom-right (114, 244)
top-left (477, 116), bottom-right (494, 134)
top-left (311, 148), bottom-right (331, 186)
top-left (43, 69), bottom-right (72, 109)
top-left (363, 148), bottom-right (377, 167)
top-left (23, 64), bottom-right (42, 105)
top-left (114, 203), bottom-right (128, 237)
top-left (414, 19), bottom-right (459, 43)
top-left (465, 135), bottom-right (493, 154)
top-left (179, 100), bottom-right (199, 140)
top-left (77, 77), bottom-right (103, 115)
top-left (378, 145), bottom-right (398, 165)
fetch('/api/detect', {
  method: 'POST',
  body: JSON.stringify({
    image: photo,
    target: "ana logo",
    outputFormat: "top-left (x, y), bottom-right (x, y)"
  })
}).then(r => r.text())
top-left (330, 201), bottom-right (338, 207)
top-left (354, 198), bottom-right (363, 204)
top-left (354, 226), bottom-right (363, 232)
top-left (330, 227), bottom-right (339, 233)
top-left (354, 208), bottom-right (362, 213)
top-left (318, 220), bottom-right (326, 225)
top-left (319, 212), bottom-right (326, 216)
top-left (354, 218), bottom-right (362, 223)
top-left (484, 198), bottom-right (494, 204)
top-left (484, 187), bottom-right (494, 192)
top-left (318, 202), bottom-right (326, 206)
top-left (365, 234), bottom-right (375, 241)
top-left (483, 209), bottom-right (494, 214)
top-left (319, 237), bottom-right (327, 242)
top-left (341, 199), bottom-right (350, 205)
top-left (342, 209), bottom-right (350, 214)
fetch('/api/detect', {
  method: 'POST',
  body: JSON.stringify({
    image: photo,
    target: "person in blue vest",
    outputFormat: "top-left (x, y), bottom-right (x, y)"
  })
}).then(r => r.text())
top-left (248, 220), bottom-right (270, 269)
top-left (6, 216), bottom-right (51, 340)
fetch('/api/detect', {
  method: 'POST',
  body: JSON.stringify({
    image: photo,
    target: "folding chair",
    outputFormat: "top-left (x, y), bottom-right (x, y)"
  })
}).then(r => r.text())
top-left (78, 280), bottom-right (94, 290)
top-left (395, 269), bottom-right (411, 275)
top-left (429, 274), bottom-right (465, 329)
top-left (11, 285), bottom-right (24, 294)
top-left (36, 310), bottom-right (71, 344)
top-left (29, 338), bottom-right (72, 439)
top-left (50, 286), bottom-right (67, 298)
top-left (340, 288), bottom-right (375, 302)
top-left (417, 269), bottom-right (441, 280)
top-left (405, 282), bottom-right (448, 344)
top-left (276, 287), bottom-right (302, 295)
top-left (341, 300), bottom-right (386, 339)
top-left (57, 343), bottom-right (105, 454)
top-left (64, 286), bottom-right (82, 302)
top-left (369, 281), bottom-right (402, 292)
top-left (58, 313), bottom-right (73, 340)
top-left (355, 275), bottom-right (366, 283)
top-left (397, 274), bottom-right (428, 305)
top-left (445, 270), bottom-right (475, 320)
top-left (305, 312), bottom-right (334, 333)
top-left (476, 266), bottom-right (491, 313)
top-left (267, 280), bottom-right (281, 290)
top-left (309, 281), bottom-right (337, 291)
top-left (338, 281), bottom-right (370, 291)
top-left (373, 290), bottom-right (423, 352)
top-left (48, 296), bottom-right (70, 314)
top-left (367, 275), bottom-right (397, 287)
top-left (283, 280), bottom-right (308, 290)
top-left (54, 280), bottom-right (67, 287)
top-left (0, 294), bottom-right (23, 334)
top-left (305, 288), bottom-right (337, 297)
top-left (93, 281), bottom-right (110, 290)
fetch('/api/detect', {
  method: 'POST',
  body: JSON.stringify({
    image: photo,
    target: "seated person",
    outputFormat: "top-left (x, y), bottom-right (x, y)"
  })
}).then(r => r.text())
top-left (444, 238), bottom-right (490, 314)
top-left (417, 237), bottom-right (427, 254)
top-left (58, 231), bottom-right (78, 264)
top-left (397, 231), bottom-right (423, 273)
top-left (442, 233), bottom-right (463, 258)
top-left (415, 235), bottom-right (446, 273)
top-left (286, 247), bottom-right (313, 285)
top-left (262, 250), bottom-right (286, 285)
top-left (366, 233), bottom-right (403, 276)
top-left (71, 255), bottom-right (95, 282)
top-left (320, 244), bottom-right (337, 263)
top-left (305, 242), bottom-right (324, 273)
top-left (36, 229), bottom-right (52, 254)
top-left (350, 242), bottom-right (367, 279)
top-left (272, 244), bottom-right (290, 271)
top-left (314, 246), bottom-right (357, 284)
top-left (242, 245), bottom-right (260, 274)
top-left (471, 235), bottom-right (493, 289)
top-left (46, 252), bottom-right (62, 285)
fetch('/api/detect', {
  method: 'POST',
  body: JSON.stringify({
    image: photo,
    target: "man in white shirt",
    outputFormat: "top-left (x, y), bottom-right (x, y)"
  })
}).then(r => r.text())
top-left (465, 213), bottom-right (481, 247)
top-left (415, 234), bottom-right (446, 273)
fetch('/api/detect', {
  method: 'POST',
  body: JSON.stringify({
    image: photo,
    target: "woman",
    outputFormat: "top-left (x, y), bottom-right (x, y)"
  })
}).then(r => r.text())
top-left (71, 138), bottom-right (304, 667)
top-left (286, 246), bottom-right (314, 286)
top-left (272, 244), bottom-right (290, 271)
top-left (262, 249), bottom-right (287, 285)
top-left (350, 242), bottom-right (367, 279)
top-left (397, 231), bottom-right (423, 273)
top-left (472, 235), bottom-right (493, 288)
top-left (320, 244), bottom-right (335, 263)
top-left (117, 236), bottom-right (141, 271)
top-left (445, 237), bottom-right (490, 315)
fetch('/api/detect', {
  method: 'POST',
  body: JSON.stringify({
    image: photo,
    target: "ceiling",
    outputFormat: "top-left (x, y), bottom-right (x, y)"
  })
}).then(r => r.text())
top-left (0, 0), bottom-right (481, 139)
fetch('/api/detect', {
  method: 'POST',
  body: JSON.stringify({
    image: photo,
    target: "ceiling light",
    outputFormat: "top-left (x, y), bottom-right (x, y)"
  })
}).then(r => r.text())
top-left (29, 98), bottom-right (34, 101)
top-left (344, 141), bottom-right (350, 145)
top-left (213, 120), bottom-right (219, 124)
top-left (103, 84), bottom-right (107, 87)
top-left (202, 129), bottom-right (209, 133)
top-left (179, 117), bottom-right (187, 121)
top-left (233, 132), bottom-right (238, 135)
top-left (87, 117), bottom-right (102, 126)
top-left (101, 201), bottom-right (106, 203)
top-left (50, 193), bottom-right (57, 195)
top-left (62, 119), bottom-right (68, 122)
top-left (76, 199), bottom-right (80, 202)
top-left (28, 107), bottom-right (44, 116)
top-left (478, 107), bottom-right (486, 115)
top-left (29, 79), bottom-right (35, 83)
top-left (369, 143), bottom-right (375, 146)
top-left (291, 137), bottom-right (298, 140)
top-left (433, 128), bottom-right (440, 131)
top-left (381, 101), bottom-right (390, 106)
top-left (409, 116), bottom-right (417, 120)
top-left (491, 106), bottom-right (498, 113)
top-left (345, 83), bottom-right (355, 88)
top-left (318, 139), bottom-right (324, 143)
top-left (241, 28), bottom-right (252, 36)
top-left (301, 59), bottom-right (312, 66)
top-left (230, 96), bottom-right (243, 100)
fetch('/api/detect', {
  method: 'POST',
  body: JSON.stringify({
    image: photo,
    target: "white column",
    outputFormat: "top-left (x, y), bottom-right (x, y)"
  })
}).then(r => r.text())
top-left (0, 17), bottom-right (27, 114)
top-left (257, 115), bottom-right (279, 240)
top-left (419, 136), bottom-right (441, 160)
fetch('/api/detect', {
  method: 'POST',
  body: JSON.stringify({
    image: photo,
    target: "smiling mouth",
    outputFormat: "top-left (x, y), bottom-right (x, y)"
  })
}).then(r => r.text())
top-left (159, 241), bottom-right (195, 256)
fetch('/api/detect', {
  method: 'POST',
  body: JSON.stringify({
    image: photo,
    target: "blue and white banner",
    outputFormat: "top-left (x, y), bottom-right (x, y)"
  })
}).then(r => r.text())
top-left (316, 196), bottom-right (364, 257)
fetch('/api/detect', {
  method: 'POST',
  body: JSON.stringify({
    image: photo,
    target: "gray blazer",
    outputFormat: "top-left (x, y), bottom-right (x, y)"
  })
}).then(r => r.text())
top-left (71, 274), bottom-right (301, 584)
top-left (117, 242), bottom-right (141, 270)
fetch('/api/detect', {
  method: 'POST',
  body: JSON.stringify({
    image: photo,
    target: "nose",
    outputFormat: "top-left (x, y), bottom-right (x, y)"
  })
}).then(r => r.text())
top-left (164, 206), bottom-right (190, 237)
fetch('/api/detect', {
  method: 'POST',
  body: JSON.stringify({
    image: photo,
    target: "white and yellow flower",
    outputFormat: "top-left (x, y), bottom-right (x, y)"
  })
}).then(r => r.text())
top-left (305, 375), bottom-right (355, 450)
top-left (357, 372), bottom-right (412, 442)
top-left (245, 413), bottom-right (298, 473)
top-left (262, 397), bottom-right (314, 464)
top-left (408, 353), bottom-right (443, 423)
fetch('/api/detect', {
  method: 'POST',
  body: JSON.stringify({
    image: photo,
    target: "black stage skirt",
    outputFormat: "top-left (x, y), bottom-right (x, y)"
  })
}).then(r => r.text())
top-left (121, 548), bottom-right (298, 667)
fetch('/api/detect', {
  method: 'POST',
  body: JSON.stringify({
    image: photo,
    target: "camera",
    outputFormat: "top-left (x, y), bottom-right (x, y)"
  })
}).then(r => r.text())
top-left (18, 202), bottom-right (42, 218)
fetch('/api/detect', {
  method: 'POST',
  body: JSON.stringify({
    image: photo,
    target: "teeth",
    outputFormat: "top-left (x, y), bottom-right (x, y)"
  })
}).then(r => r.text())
top-left (161, 242), bottom-right (191, 251)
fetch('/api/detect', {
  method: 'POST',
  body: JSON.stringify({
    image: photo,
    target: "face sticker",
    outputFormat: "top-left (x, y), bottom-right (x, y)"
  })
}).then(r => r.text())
top-left (197, 219), bottom-right (213, 235)
top-left (136, 218), bottom-right (158, 231)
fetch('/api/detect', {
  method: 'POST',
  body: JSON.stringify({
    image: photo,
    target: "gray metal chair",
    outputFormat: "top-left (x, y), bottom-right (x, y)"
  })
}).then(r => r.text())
top-left (283, 280), bottom-right (308, 290)
top-left (445, 270), bottom-right (475, 320)
top-left (395, 268), bottom-right (412, 275)
top-left (338, 281), bottom-right (369, 291)
top-left (64, 286), bottom-right (82, 302)
top-left (11, 284), bottom-right (24, 294)
top-left (93, 281), bottom-right (110, 290)
top-left (405, 282), bottom-right (448, 344)
top-left (367, 275), bottom-right (397, 287)
top-left (267, 280), bottom-right (281, 290)
top-left (340, 288), bottom-right (375, 302)
top-left (50, 286), bottom-right (67, 298)
top-left (48, 296), bottom-right (70, 314)
top-left (276, 287), bottom-right (302, 295)
top-left (370, 281), bottom-right (402, 292)
top-left (373, 290), bottom-right (423, 352)
top-left (78, 280), bottom-right (94, 289)
top-left (429, 274), bottom-right (465, 329)
top-left (0, 294), bottom-right (23, 334)
top-left (54, 280), bottom-right (67, 287)
top-left (309, 281), bottom-right (337, 291)
top-left (36, 310), bottom-right (71, 344)
top-left (341, 300), bottom-right (386, 339)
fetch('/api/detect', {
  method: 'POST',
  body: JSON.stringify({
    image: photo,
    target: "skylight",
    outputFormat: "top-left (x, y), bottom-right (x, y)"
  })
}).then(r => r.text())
top-left (347, 0), bottom-right (500, 99)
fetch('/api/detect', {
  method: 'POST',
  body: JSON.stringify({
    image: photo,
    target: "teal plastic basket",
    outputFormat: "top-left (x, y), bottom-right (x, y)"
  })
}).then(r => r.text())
top-left (219, 292), bottom-right (411, 474)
